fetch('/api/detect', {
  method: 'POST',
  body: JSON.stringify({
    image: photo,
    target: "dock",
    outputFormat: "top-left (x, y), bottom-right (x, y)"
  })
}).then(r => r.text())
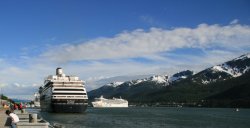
top-left (1, 108), bottom-right (52, 128)
top-left (0, 108), bottom-right (9, 128)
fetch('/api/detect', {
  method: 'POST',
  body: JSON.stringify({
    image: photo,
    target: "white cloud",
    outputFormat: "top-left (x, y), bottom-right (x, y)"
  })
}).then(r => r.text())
top-left (0, 83), bottom-right (6, 88)
top-left (1, 22), bottom-right (250, 98)
top-left (41, 23), bottom-right (250, 63)
top-left (230, 19), bottom-right (239, 24)
top-left (140, 15), bottom-right (165, 27)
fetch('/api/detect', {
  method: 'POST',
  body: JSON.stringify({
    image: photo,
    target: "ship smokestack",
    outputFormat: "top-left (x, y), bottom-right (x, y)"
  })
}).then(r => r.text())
top-left (56, 67), bottom-right (63, 76)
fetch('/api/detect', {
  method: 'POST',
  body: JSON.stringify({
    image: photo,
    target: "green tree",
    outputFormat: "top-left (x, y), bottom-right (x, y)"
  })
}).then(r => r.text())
top-left (1, 94), bottom-right (8, 100)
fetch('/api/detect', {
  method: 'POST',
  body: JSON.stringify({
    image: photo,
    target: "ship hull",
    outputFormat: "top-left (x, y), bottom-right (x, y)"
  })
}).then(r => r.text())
top-left (40, 102), bottom-right (88, 113)
top-left (52, 103), bottom-right (88, 113)
top-left (40, 98), bottom-right (88, 113)
top-left (92, 101), bottom-right (128, 108)
top-left (92, 104), bottom-right (128, 108)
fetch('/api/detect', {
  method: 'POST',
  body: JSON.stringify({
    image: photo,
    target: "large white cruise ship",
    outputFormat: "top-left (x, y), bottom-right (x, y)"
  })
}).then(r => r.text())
top-left (39, 67), bottom-right (88, 113)
top-left (92, 96), bottom-right (128, 108)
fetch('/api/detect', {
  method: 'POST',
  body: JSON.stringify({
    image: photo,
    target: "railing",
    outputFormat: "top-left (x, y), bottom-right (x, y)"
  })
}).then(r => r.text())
top-left (52, 95), bottom-right (88, 99)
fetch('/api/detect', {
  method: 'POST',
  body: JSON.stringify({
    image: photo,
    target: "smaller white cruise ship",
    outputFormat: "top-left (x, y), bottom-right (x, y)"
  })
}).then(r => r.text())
top-left (34, 92), bottom-right (40, 107)
top-left (92, 96), bottom-right (128, 108)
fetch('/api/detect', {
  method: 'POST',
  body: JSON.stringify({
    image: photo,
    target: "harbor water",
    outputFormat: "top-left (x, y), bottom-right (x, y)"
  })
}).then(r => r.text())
top-left (28, 107), bottom-right (250, 128)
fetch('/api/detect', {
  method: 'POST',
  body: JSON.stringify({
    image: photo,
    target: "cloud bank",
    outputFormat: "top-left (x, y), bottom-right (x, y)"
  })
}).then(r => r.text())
top-left (1, 21), bottom-right (250, 99)
top-left (41, 23), bottom-right (250, 62)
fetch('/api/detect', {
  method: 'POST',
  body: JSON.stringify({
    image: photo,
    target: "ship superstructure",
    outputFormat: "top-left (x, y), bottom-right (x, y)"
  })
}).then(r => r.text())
top-left (92, 96), bottom-right (128, 108)
top-left (39, 67), bottom-right (88, 113)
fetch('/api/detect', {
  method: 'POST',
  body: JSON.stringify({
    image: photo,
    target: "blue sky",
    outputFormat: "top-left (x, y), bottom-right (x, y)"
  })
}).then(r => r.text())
top-left (0, 0), bottom-right (250, 99)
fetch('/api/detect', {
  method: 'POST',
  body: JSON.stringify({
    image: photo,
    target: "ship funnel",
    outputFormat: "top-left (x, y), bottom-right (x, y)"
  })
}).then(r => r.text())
top-left (56, 67), bottom-right (63, 76)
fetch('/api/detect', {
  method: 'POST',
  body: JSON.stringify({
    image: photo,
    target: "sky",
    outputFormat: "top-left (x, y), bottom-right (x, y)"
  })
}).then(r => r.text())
top-left (0, 0), bottom-right (250, 100)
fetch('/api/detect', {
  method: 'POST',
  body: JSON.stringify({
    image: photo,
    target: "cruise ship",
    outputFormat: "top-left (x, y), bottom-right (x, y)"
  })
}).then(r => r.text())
top-left (39, 68), bottom-right (88, 113)
top-left (33, 92), bottom-right (40, 107)
top-left (92, 96), bottom-right (128, 108)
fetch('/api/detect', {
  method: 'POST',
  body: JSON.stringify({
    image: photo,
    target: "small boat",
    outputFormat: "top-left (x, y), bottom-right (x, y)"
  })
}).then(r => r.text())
top-left (235, 108), bottom-right (239, 112)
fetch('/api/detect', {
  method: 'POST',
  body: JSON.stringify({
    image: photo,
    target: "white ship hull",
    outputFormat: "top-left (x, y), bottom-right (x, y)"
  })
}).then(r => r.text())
top-left (92, 96), bottom-right (128, 108)
top-left (92, 101), bottom-right (128, 107)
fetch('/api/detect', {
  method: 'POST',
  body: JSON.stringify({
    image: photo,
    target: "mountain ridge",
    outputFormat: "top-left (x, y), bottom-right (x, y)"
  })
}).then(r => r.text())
top-left (88, 53), bottom-right (250, 107)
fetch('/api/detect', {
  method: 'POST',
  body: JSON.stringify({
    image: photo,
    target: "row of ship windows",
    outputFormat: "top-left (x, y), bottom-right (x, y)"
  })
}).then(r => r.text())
top-left (52, 99), bottom-right (87, 103)
top-left (53, 89), bottom-right (85, 91)
top-left (52, 93), bottom-right (87, 95)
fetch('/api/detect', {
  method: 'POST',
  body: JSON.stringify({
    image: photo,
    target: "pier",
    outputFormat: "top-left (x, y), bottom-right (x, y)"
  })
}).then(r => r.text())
top-left (0, 108), bottom-right (51, 128)
top-left (0, 108), bottom-right (9, 128)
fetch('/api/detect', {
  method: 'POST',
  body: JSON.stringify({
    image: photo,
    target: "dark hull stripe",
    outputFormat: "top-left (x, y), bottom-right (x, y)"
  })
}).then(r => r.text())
top-left (51, 104), bottom-right (88, 113)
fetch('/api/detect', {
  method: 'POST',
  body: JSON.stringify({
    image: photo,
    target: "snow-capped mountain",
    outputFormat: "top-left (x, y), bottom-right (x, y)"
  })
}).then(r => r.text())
top-left (97, 53), bottom-right (250, 89)
top-left (169, 70), bottom-right (194, 82)
top-left (87, 74), bottom-right (152, 90)
top-left (212, 54), bottom-right (250, 77)
top-left (192, 53), bottom-right (250, 84)
top-left (104, 70), bottom-right (194, 88)
top-left (148, 75), bottom-right (168, 83)
top-left (88, 53), bottom-right (250, 107)
top-left (106, 82), bottom-right (124, 87)
top-left (103, 76), bottom-right (167, 87)
top-left (88, 70), bottom-right (194, 100)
